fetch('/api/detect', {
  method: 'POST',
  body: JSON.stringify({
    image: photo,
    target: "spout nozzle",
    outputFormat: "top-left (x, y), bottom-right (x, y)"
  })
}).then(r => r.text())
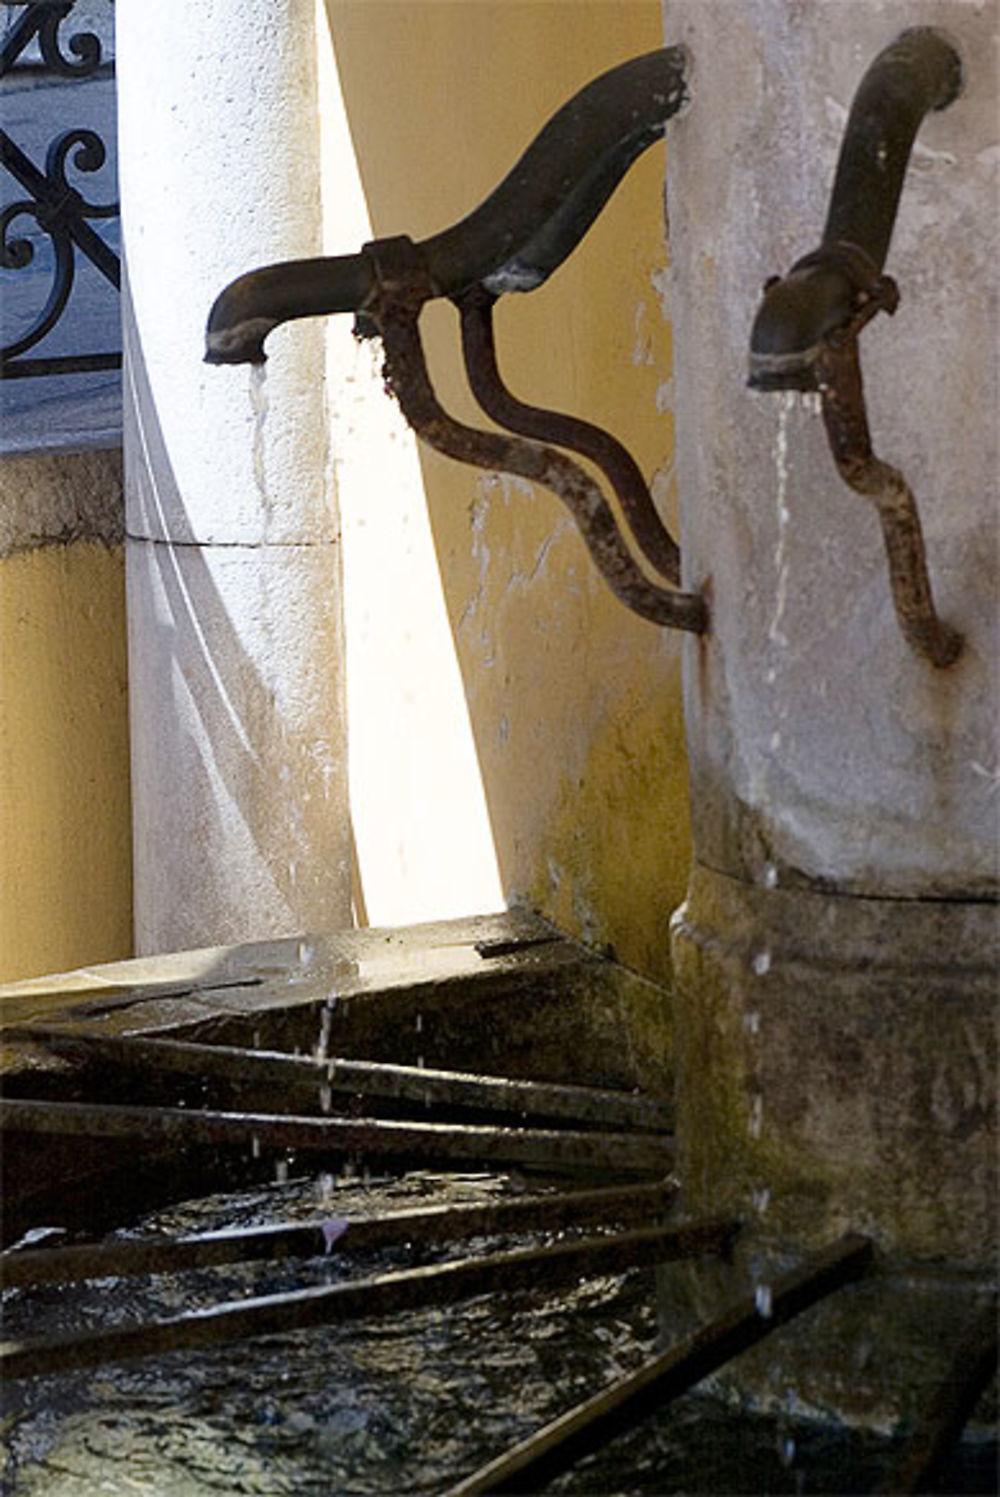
top-left (204, 254), bottom-right (377, 368)
top-left (746, 351), bottom-right (821, 394)
top-left (747, 260), bottom-right (857, 393)
top-left (204, 315), bottom-right (274, 367)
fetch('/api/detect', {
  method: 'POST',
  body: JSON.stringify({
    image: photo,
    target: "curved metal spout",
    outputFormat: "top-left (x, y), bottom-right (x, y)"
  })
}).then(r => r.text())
top-left (205, 47), bottom-right (687, 365)
top-left (746, 28), bottom-right (964, 669)
top-left (748, 27), bottom-right (961, 391)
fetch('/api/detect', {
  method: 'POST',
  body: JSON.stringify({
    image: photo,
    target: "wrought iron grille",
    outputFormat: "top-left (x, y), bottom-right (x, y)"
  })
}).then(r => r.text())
top-left (1, 0), bottom-right (120, 382)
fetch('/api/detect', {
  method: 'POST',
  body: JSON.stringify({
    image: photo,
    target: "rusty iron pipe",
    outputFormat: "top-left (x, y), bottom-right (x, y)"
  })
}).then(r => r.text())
top-left (814, 321), bottom-right (963, 668)
top-left (361, 236), bottom-right (706, 632)
top-left (457, 286), bottom-right (682, 585)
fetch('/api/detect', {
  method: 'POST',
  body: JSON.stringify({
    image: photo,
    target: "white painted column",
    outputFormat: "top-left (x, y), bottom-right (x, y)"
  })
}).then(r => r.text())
top-left (117, 0), bottom-right (350, 953)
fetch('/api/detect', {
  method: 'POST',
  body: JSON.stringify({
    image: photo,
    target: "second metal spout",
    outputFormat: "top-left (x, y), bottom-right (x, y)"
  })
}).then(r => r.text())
top-left (748, 27), bottom-right (962, 391)
top-left (746, 27), bottom-right (964, 669)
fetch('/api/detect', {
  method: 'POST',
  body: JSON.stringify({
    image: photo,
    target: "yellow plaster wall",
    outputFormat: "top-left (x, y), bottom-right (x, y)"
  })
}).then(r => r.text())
top-left (325, 0), bottom-right (689, 980)
top-left (0, 542), bottom-right (132, 981)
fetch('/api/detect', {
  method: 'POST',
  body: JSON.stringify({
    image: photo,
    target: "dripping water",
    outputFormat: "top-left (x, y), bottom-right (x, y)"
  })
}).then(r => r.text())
top-left (766, 391), bottom-right (795, 676)
top-left (313, 997), bottom-right (334, 1062)
top-left (748, 1091), bottom-right (764, 1140)
top-left (249, 361), bottom-right (269, 503)
top-left (751, 1187), bottom-right (771, 1216)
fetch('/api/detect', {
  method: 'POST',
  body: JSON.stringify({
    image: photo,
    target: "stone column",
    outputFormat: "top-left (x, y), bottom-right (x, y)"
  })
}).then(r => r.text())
top-left (664, 0), bottom-right (997, 1422)
top-left (117, 0), bottom-right (350, 953)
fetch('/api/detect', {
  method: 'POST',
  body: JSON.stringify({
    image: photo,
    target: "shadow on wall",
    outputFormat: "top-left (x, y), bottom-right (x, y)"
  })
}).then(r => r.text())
top-left (123, 279), bottom-right (350, 951)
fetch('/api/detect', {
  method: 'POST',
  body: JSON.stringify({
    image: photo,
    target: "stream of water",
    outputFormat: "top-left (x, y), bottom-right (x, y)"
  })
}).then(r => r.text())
top-left (249, 363), bottom-right (270, 507)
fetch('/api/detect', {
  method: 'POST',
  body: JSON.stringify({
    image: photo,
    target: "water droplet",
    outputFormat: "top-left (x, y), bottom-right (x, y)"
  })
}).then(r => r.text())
top-left (752, 949), bottom-right (771, 977)
top-left (275, 1158), bottom-right (289, 1185)
top-left (415, 1013), bottom-right (424, 1034)
top-left (251, 1134), bottom-right (261, 1159)
top-left (417, 1054), bottom-right (425, 1070)
top-left (779, 1433), bottom-right (796, 1467)
top-left (321, 1218), bottom-right (349, 1254)
top-left (314, 1001), bottom-right (333, 1061)
top-left (298, 939), bottom-right (316, 967)
top-left (319, 1084), bottom-right (332, 1113)
top-left (743, 1010), bottom-right (761, 1036)
top-left (763, 863), bottom-right (779, 889)
top-left (752, 1187), bottom-right (771, 1216)
top-left (748, 1093), bottom-right (764, 1139)
top-left (755, 1283), bottom-right (773, 1318)
top-left (768, 394), bottom-right (793, 660)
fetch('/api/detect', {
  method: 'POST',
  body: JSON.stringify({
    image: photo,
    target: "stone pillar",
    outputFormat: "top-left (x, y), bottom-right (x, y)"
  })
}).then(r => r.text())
top-left (664, 0), bottom-right (997, 1422)
top-left (117, 1), bottom-right (350, 952)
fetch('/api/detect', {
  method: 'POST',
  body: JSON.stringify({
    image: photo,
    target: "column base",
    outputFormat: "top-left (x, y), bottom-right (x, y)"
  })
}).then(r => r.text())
top-left (665, 863), bottom-right (997, 1426)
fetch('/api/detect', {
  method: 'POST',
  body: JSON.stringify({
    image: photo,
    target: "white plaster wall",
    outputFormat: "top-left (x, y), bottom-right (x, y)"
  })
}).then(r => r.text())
top-left (667, 0), bottom-right (998, 896)
top-left (118, 0), bottom-right (350, 951)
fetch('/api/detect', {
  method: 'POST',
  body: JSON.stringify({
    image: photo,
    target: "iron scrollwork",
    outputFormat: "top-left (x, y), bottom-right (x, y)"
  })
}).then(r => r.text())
top-left (0, 0), bottom-right (120, 379)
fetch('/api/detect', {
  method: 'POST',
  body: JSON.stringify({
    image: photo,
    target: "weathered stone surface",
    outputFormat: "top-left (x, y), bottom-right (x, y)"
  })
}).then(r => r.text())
top-left (0, 450), bottom-right (123, 558)
top-left (671, 865), bottom-right (996, 1265)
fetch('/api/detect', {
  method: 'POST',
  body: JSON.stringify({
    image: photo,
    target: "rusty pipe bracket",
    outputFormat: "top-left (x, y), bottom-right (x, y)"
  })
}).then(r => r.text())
top-left (791, 239), bottom-right (900, 334)
top-left (749, 239), bottom-right (898, 391)
top-left (358, 235), bottom-right (706, 633)
top-left (814, 295), bottom-right (963, 669)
